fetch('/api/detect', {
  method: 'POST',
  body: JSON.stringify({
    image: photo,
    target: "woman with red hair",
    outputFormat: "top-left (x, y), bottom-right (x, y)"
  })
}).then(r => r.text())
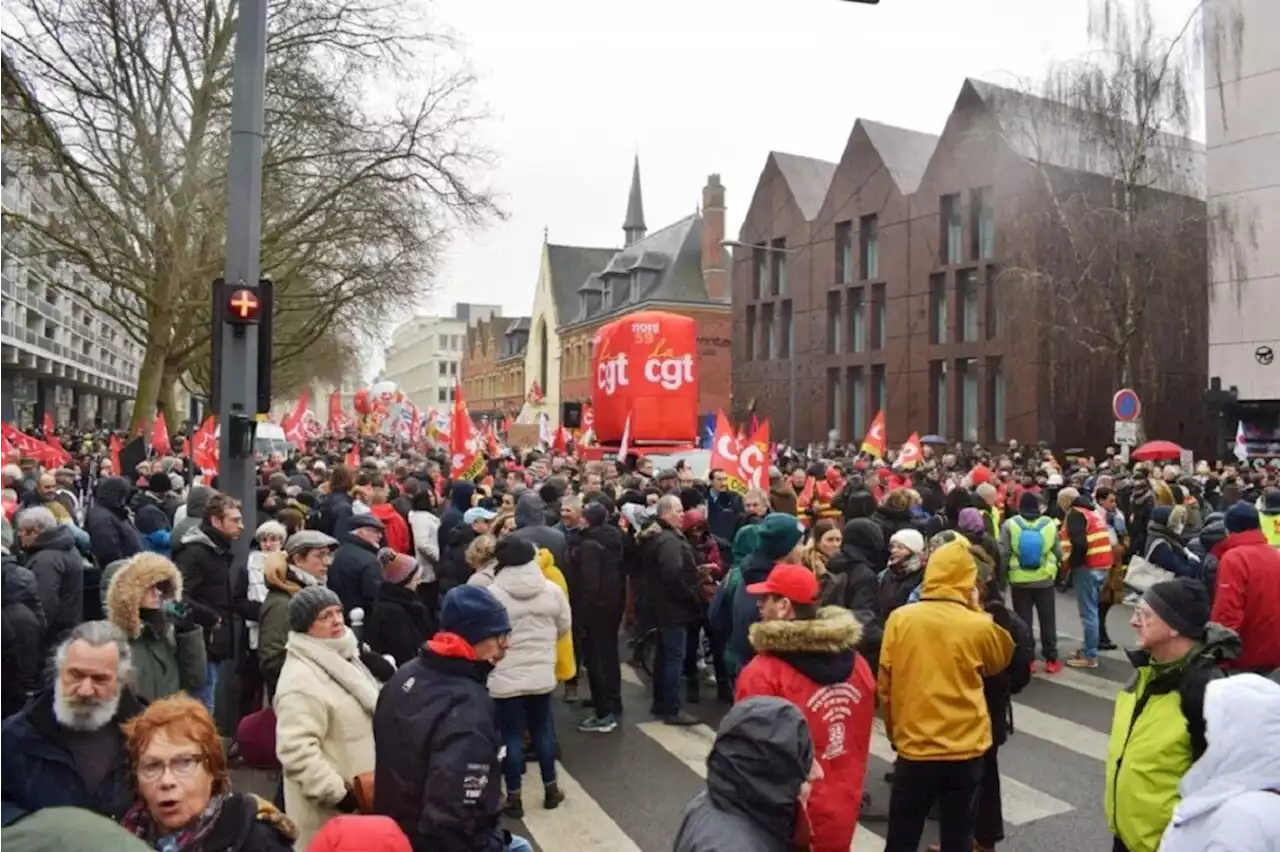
top-left (120, 694), bottom-right (297, 850)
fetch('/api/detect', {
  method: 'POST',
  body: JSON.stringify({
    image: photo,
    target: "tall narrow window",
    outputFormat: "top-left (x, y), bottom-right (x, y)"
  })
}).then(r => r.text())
top-left (929, 274), bottom-right (948, 345)
top-left (835, 221), bottom-right (853, 285)
top-left (848, 366), bottom-right (866, 440)
top-left (850, 287), bottom-right (866, 352)
top-left (827, 291), bottom-right (842, 354)
top-left (780, 299), bottom-right (794, 358)
top-left (762, 303), bottom-right (776, 359)
top-left (770, 238), bottom-right (787, 296)
top-left (958, 358), bottom-right (979, 442)
top-left (987, 357), bottom-right (1006, 442)
top-left (985, 265), bottom-right (1001, 340)
top-left (970, 186), bottom-right (995, 260)
top-left (753, 246), bottom-right (767, 300)
top-left (859, 214), bottom-right (879, 280)
top-left (745, 305), bottom-right (757, 360)
top-left (930, 360), bottom-right (948, 437)
top-left (827, 368), bottom-right (843, 437)
top-left (872, 364), bottom-right (887, 414)
top-left (941, 194), bottom-right (962, 264)
top-left (871, 284), bottom-right (887, 350)
top-left (958, 269), bottom-right (979, 342)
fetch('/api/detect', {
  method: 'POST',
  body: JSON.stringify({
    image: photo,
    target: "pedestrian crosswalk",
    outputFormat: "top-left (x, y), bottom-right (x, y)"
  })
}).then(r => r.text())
top-left (502, 658), bottom-right (1132, 852)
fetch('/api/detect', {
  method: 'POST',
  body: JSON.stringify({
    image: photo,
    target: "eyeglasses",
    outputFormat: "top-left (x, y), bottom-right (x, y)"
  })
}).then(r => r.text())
top-left (1132, 604), bottom-right (1158, 624)
top-left (137, 753), bottom-right (206, 781)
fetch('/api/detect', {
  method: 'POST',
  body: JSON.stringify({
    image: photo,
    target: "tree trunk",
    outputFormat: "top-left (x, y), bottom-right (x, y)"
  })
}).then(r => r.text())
top-left (158, 358), bottom-right (182, 428)
top-left (129, 338), bottom-right (170, 434)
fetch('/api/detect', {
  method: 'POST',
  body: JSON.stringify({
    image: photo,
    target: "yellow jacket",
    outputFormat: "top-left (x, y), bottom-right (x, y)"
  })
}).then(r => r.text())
top-left (876, 539), bottom-right (1014, 761)
top-left (536, 548), bottom-right (577, 682)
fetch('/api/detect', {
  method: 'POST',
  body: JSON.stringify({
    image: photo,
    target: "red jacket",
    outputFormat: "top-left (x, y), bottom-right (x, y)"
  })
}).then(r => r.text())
top-left (735, 607), bottom-right (876, 852)
top-left (307, 814), bottom-right (412, 851)
top-left (1210, 529), bottom-right (1280, 670)
top-left (369, 503), bottom-right (412, 556)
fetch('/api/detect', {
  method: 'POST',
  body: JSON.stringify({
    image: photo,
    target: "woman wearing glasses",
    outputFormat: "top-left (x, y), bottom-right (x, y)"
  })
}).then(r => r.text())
top-left (120, 694), bottom-right (297, 850)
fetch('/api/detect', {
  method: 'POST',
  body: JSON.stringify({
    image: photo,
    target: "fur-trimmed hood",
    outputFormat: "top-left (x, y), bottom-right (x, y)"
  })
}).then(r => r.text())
top-left (263, 551), bottom-right (304, 596)
top-left (106, 553), bottom-right (183, 640)
top-left (749, 605), bottom-right (863, 655)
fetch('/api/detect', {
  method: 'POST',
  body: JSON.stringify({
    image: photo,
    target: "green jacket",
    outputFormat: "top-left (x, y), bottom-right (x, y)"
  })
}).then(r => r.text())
top-left (1104, 625), bottom-right (1240, 852)
top-left (258, 586), bottom-right (294, 695)
top-left (132, 618), bottom-right (207, 704)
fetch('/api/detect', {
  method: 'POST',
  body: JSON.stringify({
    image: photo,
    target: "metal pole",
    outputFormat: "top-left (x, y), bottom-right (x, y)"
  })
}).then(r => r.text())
top-left (217, 0), bottom-right (268, 558)
top-left (789, 351), bottom-right (796, 446)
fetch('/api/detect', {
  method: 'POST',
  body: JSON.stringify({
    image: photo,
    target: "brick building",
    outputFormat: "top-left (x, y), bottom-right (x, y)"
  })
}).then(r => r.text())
top-left (557, 167), bottom-right (733, 421)
top-left (461, 314), bottom-right (530, 420)
top-left (733, 78), bottom-right (1208, 452)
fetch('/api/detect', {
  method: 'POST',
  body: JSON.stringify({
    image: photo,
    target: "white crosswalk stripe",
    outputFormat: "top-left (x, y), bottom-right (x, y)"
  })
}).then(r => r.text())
top-left (517, 760), bottom-right (643, 852)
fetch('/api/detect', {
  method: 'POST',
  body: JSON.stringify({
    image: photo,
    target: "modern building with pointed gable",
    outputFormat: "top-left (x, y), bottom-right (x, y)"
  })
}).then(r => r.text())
top-left (732, 77), bottom-right (1208, 452)
top-left (556, 159), bottom-right (733, 423)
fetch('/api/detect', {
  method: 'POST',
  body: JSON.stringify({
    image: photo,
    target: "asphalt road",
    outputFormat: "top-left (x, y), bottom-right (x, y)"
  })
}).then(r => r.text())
top-left (235, 587), bottom-right (1137, 852)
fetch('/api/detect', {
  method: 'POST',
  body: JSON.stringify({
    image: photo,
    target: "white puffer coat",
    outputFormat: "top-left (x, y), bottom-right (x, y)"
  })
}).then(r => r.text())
top-left (486, 559), bottom-right (571, 699)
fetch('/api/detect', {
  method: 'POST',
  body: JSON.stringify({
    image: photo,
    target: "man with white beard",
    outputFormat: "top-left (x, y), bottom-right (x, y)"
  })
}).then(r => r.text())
top-left (1, 621), bottom-right (142, 827)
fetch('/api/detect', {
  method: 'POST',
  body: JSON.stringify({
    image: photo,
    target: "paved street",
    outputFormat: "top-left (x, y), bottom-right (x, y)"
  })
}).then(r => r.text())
top-left (236, 588), bottom-right (1137, 852)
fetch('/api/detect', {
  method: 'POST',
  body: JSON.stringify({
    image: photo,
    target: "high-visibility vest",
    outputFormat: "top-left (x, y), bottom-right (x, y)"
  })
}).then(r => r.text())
top-left (1262, 511), bottom-right (1280, 548)
top-left (1006, 515), bottom-right (1059, 585)
top-left (1061, 508), bottom-right (1113, 569)
top-left (982, 505), bottom-right (1001, 539)
top-left (812, 481), bottom-right (843, 522)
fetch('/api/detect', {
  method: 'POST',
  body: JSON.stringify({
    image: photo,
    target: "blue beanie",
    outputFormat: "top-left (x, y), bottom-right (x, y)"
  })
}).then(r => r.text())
top-left (440, 585), bottom-right (511, 646)
top-left (757, 514), bottom-right (804, 560)
top-left (1224, 501), bottom-right (1260, 534)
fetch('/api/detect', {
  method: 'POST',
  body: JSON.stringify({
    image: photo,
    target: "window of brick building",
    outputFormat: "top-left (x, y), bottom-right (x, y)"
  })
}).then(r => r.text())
top-left (827, 291), bottom-right (842, 354)
top-left (985, 265), bottom-right (1002, 340)
top-left (987, 357), bottom-right (1006, 442)
top-left (780, 299), bottom-right (793, 358)
top-left (970, 186), bottom-right (995, 260)
top-left (958, 269), bottom-right (979, 342)
top-left (929, 273), bottom-right (948, 345)
top-left (859, 214), bottom-right (879, 280)
top-left (848, 366), bottom-right (865, 440)
top-left (762, 303), bottom-right (775, 360)
top-left (745, 305), bottom-right (756, 360)
top-left (438, 361), bottom-right (448, 377)
top-left (871, 284), bottom-right (886, 350)
top-left (958, 357), bottom-right (979, 442)
top-left (930, 360), bottom-right (948, 437)
top-left (849, 287), bottom-right (866, 352)
top-left (872, 363), bottom-right (887, 414)
top-left (827, 368), bottom-right (843, 437)
top-left (835, 221), bottom-right (853, 285)
top-left (753, 246), bottom-right (767, 300)
top-left (770, 239), bottom-right (788, 296)
top-left (941, 194), bottom-right (962, 264)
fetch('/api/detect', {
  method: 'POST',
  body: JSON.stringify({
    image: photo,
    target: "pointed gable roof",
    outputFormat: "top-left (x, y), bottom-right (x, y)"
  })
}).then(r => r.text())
top-left (623, 155), bottom-right (646, 235)
top-left (771, 152), bottom-right (838, 221)
top-left (858, 119), bottom-right (939, 196)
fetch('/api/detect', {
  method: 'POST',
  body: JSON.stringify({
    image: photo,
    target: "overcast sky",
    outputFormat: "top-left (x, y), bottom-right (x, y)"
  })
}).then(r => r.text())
top-left (394, 0), bottom-right (1202, 334)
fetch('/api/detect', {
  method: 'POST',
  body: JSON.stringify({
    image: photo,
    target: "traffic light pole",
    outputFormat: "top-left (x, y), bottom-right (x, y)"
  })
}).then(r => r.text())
top-left (217, 0), bottom-right (268, 559)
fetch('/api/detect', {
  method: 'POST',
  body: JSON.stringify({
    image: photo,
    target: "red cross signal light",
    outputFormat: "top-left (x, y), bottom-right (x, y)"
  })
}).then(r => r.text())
top-left (227, 288), bottom-right (261, 324)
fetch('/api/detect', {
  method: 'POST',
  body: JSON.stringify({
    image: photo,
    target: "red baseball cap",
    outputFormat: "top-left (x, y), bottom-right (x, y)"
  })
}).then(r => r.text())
top-left (746, 563), bottom-right (819, 605)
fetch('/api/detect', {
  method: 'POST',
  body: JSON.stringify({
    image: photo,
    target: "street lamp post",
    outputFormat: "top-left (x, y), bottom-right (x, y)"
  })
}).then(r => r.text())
top-left (722, 240), bottom-right (802, 447)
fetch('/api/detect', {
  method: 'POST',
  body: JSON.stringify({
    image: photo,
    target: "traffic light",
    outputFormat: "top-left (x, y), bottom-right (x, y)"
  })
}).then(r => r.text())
top-left (210, 278), bottom-right (274, 416)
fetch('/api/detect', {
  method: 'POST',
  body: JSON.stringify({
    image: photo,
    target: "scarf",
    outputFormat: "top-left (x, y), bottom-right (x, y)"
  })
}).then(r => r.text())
top-left (123, 792), bottom-right (230, 851)
top-left (284, 629), bottom-right (380, 714)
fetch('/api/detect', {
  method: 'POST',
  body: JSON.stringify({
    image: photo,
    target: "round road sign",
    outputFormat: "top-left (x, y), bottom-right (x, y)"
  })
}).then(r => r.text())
top-left (1113, 388), bottom-right (1142, 422)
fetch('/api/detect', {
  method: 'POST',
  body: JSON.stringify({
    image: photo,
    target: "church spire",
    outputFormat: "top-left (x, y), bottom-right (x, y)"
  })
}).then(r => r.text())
top-left (623, 155), bottom-right (646, 246)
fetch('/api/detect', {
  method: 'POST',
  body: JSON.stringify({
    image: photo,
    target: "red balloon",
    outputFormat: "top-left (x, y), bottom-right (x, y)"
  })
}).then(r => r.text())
top-left (592, 311), bottom-right (699, 444)
top-left (353, 389), bottom-right (371, 415)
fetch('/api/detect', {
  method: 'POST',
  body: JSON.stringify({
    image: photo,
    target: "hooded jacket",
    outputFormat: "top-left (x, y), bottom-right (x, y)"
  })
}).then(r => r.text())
top-left (307, 814), bottom-right (412, 852)
top-left (105, 553), bottom-right (206, 703)
top-left (877, 539), bottom-right (1014, 762)
top-left (328, 533), bottom-right (383, 617)
top-left (170, 485), bottom-right (211, 546)
top-left (508, 492), bottom-right (567, 569)
top-left (576, 517), bottom-right (627, 617)
top-left (1105, 624), bottom-right (1242, 852)
top-left (85, 477), bottom-right (142, 569)
top-left (437, 481), bottom-right (475, 544)
top-left (1, 556), bottom-right (46, 718)
top-left (1210, 528), bottom-right (1280, 671)
top-left (1187, 513), bottom-right (1226, 602)
top-left (672, 696), bottom-right (814, 852)
top-left (1158, 674), bottom-right (1280, 852)
top-left (370, 502), bottom-right (412, 555)
top-left (486, 559), bottom-right (571, 698)
top-left (173, 522), bottom-right (236, 660)
top-left (823, 519), bottom-right (884, 663)
top-left (367, 576), bottom-right (435, 669)
top-left (735, 608), bottom-right (875, 852)
top-left (20, 524), bottom-right (83, 642)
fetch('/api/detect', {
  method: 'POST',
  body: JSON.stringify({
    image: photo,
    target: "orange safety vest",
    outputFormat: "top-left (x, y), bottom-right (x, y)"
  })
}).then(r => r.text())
top-left (813, 481), bottom-right (843, 522)
top-left (1060, 508), bottom-right (1112, 569)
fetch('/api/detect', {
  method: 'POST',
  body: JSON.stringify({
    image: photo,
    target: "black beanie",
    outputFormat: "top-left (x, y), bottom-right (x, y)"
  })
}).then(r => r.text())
top-left (1143, 578), bottom-right (1210, 640)
top-left (1018, 490), bottom-right (1040, 516)
top-left (148, 472), bottom-right (173, 494)
top-left (493, 537), bottom-right (536, 568)
top-left (583, 502), bottom-right (608, 527)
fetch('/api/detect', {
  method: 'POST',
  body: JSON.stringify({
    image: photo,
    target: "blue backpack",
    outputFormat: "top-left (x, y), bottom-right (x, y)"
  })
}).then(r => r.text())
top-left (1013, 516), bottom-right (1048, 568)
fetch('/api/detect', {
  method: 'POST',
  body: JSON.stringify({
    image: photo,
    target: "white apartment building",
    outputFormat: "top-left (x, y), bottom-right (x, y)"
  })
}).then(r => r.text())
top-left (383, 303), bottom-right (500, 411)
top-left (1206, 0), bottom-right (1279, 407)
top-left (2, 70), bottom-right (143, 428)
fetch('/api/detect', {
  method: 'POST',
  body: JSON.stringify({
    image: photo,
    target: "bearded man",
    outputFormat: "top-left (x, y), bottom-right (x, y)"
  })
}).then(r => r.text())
top-left (2, 621), bottom-right (142, 826)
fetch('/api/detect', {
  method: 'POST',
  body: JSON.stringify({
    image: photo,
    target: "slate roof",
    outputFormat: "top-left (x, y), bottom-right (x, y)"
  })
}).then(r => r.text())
top-left (623, 155), bottom-right (646, 235)
top-left (965, 78), bottom-right (1205, 198)
top-left (560, 212), bottom-right (727, 331)
top-left (772, 152), bottom-right (838, 221)
top-left (859, 119), bottom-right (939, 196)
top-left (545, 244), bottom-right (618, 326)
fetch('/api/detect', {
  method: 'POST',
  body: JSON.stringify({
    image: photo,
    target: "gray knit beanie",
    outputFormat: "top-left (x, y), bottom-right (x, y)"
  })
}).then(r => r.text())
top-left (289, 585), bottom-right (343, 633)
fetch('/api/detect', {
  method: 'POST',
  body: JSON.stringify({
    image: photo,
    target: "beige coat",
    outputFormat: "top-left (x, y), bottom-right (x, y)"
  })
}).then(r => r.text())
top-left (274, 628), bottom-right (379, 849)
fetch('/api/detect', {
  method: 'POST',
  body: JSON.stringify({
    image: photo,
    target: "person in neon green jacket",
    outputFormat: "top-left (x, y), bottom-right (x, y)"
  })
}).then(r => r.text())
top-left (1104, 578), bottom-right (1240, 852)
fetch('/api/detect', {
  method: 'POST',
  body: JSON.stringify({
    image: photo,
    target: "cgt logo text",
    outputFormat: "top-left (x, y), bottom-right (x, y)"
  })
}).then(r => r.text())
top-left (597, 352), bottom-right (696, 395)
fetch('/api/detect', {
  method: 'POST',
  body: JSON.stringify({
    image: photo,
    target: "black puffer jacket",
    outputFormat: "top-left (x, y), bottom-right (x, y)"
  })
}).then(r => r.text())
top-left (365, 581), bottom-right (434, 667)
top-left (577, 519), bottom-right (627, 616)
top-left (824, 518), bottom-right (884, 668)
top-left (637, 519), bottom-right (703, 628)
top-left (437, 522), bottom-right (477, 594)
top-left (327, 534), bottom-right (382, 617)
top-left (672, 696), bottom-right (813, 852)
top-left (2, 556), bottom-right (46, 718)
top-left (84, 477), bottom-right (142, 569)
top-left (173, 522), bottom-right (236, 661)
top-left (21, 524), bottom-right (84, 643)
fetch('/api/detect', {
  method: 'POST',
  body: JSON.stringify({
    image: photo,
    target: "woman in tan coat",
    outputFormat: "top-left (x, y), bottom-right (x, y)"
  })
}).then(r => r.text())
top-left (274, 585), bottom-right (379, 848)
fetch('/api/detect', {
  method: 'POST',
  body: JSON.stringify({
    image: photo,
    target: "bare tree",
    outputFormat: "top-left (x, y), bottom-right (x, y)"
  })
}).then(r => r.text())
top-left (990, 0), bottom-right (1209, 396)
top-left (2, 0), bottom-right (499, 429)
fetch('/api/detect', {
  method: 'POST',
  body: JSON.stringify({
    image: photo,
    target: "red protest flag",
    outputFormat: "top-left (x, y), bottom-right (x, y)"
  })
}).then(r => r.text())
top-left (152, 411), bottom-right (172, 456)
top-left (897, 432), bottom-right (923, 469)
top-left (42, 412), bottom-right (56, 436)
top-left (860, 410), bottom-right (886, 458)
top-left (283, 387), bottom-right (310, 444)
top-left (192, 417), bottom-right (219, 474)
top-left (450, 382), bottom-right (483, 481)
top-left (327, 390), bottom-right (346, 434)
top-left (110, 433), bottom-right (123, 474)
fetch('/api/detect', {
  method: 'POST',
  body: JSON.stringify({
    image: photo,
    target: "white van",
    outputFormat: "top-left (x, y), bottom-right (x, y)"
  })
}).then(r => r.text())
top-left (214, 421), bottom-right (295, 457)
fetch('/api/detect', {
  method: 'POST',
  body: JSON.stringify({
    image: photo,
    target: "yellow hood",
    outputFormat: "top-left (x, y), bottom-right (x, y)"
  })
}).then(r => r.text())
top-left (919, 538), bottom-right (977, 605)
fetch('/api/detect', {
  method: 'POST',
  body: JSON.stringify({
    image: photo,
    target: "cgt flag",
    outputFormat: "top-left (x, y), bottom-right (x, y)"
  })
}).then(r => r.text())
top-left (897, 432), bottom-right (923, 469)
top-left (450, 381), bottom-right (484, 481)
top-left (860, 410), bottom-right (886, 457)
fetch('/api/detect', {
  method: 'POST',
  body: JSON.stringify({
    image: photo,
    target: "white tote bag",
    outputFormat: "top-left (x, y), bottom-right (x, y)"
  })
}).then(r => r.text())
top-left (1123, 540), bottom-right (1176, 594)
